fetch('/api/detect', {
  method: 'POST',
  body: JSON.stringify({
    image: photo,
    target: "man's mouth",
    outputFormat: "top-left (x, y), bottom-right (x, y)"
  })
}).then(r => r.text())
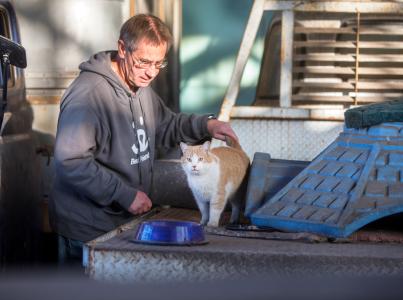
top-left (139, 78), bottom-right (152, 85)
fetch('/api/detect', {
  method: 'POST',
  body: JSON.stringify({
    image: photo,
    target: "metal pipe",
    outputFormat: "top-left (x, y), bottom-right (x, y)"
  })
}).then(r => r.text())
top-left (279, 10), bottom-right (294, 108)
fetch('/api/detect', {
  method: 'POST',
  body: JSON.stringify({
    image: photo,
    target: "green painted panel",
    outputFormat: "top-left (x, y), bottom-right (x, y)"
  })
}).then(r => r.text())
top-left (181, 0), bottom-right (272, 114)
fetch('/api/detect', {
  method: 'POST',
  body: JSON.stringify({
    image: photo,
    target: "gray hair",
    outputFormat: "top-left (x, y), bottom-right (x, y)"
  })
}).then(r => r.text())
top-left (119, 14), bottom-right (172, 53)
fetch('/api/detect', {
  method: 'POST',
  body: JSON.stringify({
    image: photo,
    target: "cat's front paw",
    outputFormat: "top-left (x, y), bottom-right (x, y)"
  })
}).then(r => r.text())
top-left (206, 220), bottom-right (219, 227)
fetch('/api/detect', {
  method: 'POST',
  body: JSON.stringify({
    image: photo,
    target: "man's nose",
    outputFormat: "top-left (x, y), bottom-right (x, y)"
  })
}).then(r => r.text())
top-left (145, 66), bottom-right (159, 77)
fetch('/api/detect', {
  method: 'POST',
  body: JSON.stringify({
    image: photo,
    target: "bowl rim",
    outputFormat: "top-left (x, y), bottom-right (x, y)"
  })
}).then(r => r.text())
top-left (131, 238), bottom-right (209, 246)
top-left (132, 219), bottom-right (208, 246)
top-left (138, 219), bottom-right (202, 227)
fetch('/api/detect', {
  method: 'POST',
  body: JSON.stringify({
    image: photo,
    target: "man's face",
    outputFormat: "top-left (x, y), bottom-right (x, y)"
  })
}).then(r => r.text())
top-left (118, 39), bottom-right (167, 90)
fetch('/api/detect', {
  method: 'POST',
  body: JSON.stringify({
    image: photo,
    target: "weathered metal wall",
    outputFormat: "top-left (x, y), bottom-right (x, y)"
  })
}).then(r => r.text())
top-left (216, 0), bottom-right (403, 160)
top-left (12, 0), bottom-right (131, 144)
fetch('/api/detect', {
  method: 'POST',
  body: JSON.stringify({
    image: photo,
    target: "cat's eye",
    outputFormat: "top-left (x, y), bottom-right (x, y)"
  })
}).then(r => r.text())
top-left (187, 157), bottom-right (192, 162)
top-left (198, 157), bottom-right (203, 161)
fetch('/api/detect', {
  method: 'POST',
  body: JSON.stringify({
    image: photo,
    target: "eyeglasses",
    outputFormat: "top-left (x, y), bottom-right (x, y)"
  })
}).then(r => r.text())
top-left (130, 54), bottom-right (168, 70)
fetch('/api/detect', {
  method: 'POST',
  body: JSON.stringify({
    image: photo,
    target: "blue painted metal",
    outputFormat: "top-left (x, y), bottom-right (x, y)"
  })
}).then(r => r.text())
top-left (244, 153), bottom-right (309, 217)
top-left (250, 123), bottom-right (403, 238)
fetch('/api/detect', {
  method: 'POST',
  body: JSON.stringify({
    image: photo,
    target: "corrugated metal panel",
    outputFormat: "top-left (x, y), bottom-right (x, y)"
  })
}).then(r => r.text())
top-left (292, 15), bottom-right (403, 106)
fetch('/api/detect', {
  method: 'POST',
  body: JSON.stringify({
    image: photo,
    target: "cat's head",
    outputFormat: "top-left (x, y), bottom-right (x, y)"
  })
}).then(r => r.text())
top-left (180, 141), bottom-right (213, 176)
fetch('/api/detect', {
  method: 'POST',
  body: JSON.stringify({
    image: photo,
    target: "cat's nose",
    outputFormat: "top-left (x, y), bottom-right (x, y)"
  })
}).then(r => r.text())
top-left (192, 165), bottom-right (197, 170)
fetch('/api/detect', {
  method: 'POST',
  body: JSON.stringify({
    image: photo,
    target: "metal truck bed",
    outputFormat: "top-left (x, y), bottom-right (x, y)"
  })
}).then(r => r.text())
top-left (85, 207), bottom-right (403, 283)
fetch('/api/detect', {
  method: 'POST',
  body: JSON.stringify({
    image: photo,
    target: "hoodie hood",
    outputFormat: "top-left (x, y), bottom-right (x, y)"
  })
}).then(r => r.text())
top-left (79, 51), bottom-right (135, 96)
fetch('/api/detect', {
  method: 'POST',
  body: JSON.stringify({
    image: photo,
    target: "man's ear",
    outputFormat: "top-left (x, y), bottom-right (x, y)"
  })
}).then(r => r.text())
top-left (117, 39), bottom-right (126, 59)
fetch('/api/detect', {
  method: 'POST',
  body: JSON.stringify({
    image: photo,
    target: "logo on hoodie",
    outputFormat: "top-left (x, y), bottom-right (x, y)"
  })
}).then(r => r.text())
top-left (130, 117), bottom-right (150, 165)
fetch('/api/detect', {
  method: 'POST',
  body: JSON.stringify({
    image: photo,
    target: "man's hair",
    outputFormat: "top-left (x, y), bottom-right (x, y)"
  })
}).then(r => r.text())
top-left (119, 14), bottom-right (172, 53)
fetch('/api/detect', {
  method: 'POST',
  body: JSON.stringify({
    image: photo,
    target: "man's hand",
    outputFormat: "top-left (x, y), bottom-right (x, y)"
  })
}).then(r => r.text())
top-left (128, 190), bottom-right (152, 215)
top-left (207, 119), bottom-right (239, 142)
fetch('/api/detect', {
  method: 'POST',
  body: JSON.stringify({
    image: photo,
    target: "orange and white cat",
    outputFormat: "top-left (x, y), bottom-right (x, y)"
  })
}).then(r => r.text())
top-left (180, 138), bottom-right (249, 227)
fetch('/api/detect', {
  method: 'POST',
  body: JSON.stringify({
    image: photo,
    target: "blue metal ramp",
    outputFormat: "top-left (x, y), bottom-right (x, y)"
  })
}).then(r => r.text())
top-left (250, 122), bottom-right (403, 238)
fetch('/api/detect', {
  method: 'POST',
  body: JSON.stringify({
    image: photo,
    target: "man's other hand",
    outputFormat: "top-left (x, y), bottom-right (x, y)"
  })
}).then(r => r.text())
top-left (128, 190), bottom-right (152, 215)
top-left (207, 119), bottom-right (239, 142)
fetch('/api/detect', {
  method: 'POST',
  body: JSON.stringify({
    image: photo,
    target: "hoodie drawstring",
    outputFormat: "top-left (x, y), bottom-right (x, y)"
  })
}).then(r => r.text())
top-left (128, 94), bottom-right (153, 191)
top-left (138, 97), bottom-right (153, 177)
top-left (129, 95), bottom-right (142, 185)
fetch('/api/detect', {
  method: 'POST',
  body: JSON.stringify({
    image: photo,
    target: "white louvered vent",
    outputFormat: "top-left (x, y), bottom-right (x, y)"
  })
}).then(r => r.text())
top-left (293, 13), bottom-right (403, 106)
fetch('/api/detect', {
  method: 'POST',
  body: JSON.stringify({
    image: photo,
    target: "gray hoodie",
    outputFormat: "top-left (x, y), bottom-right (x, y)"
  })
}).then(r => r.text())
top-left (49, 51), bottom-right (210, 241)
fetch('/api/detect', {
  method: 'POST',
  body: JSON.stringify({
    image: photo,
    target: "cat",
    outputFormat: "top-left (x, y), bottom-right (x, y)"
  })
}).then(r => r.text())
top-left (180, 137), bottom-right (250, 227)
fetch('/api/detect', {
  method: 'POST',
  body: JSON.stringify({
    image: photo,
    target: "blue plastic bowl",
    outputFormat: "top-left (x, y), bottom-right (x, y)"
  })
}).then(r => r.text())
top-left (133, 220), bottom-right (208, 246)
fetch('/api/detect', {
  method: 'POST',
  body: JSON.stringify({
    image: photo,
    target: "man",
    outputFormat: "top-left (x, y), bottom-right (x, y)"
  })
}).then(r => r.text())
top-left (49, 14), bottom-right (238, 263)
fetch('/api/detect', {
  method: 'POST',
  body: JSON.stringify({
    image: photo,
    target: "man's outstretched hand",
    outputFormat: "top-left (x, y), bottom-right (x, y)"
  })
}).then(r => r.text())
top-left (207, 119), bottom-right (239, 142)
top-left (128, 190), bottom-right (152, 215)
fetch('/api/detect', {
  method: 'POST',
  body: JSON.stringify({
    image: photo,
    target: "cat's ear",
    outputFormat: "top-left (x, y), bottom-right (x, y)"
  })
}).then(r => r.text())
top-left (202, 140), bottom-right (210, 152)
top-left (180, 142), bottom-right (188, 153)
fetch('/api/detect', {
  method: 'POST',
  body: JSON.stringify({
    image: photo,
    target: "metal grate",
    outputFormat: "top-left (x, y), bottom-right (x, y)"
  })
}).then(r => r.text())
top-left (293, 13), bottom-right (403, 106)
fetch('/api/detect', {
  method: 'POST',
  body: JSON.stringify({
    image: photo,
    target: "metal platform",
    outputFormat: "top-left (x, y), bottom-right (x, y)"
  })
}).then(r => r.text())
top-left (85, 207), bottom-right (403, 283)
top-left (250, 122), bottom-right (403, 238)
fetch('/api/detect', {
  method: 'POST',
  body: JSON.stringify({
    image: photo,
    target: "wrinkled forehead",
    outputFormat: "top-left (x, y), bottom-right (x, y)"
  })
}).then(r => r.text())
top-left (130, 40), bottom-right (167, 62)
top-left (132, 38), bottom-right (167, 54)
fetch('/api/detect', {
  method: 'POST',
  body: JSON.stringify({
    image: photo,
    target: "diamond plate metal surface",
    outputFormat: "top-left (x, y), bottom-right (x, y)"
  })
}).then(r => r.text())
top-left (85, 208), bottom-right (403, 283)
top-left (231, 119), bottom-right (344, 161)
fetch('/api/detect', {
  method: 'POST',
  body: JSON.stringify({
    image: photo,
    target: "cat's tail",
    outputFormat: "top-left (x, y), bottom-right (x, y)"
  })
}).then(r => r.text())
top-left (225, 136), bottom-right (243, 151)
